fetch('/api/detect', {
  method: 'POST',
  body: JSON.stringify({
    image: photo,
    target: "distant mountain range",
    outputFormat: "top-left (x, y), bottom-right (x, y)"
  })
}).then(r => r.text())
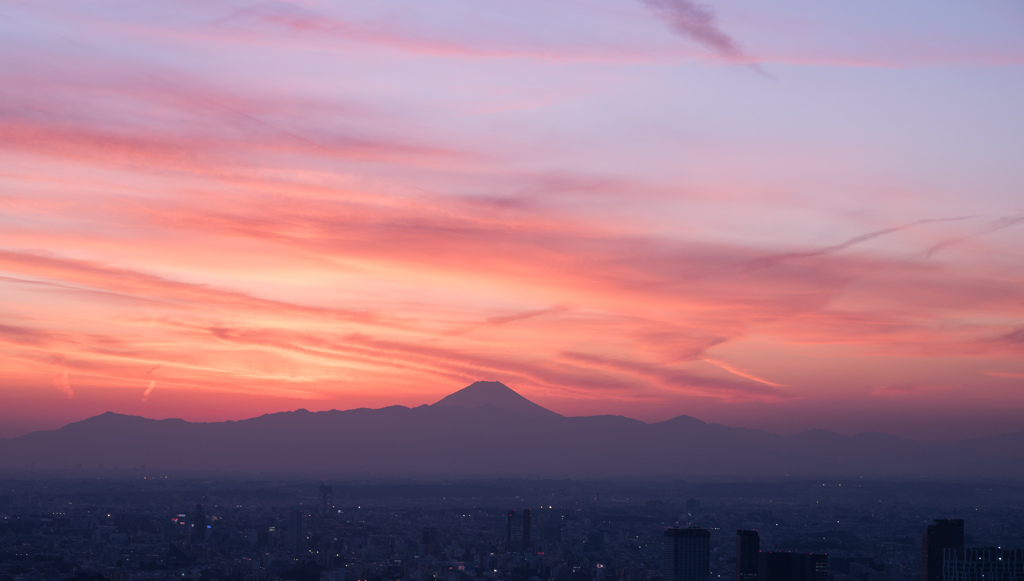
top-left (2, 381), bottom-right (1023, 478)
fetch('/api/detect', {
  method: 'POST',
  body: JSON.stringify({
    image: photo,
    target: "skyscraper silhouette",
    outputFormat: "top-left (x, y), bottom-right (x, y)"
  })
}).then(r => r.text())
top-left (286, 509), bottom-right (304, 554)
top-left (507, 509), bottom-right (531, 552)
top-left (943, 548), bottom-right (1024, 581)
top-left (664, 527), bottom-right (710, 581)
top-left (808, 554), bottom-right (828, 581)
top-left (760, 552), bottom-right (827, 581)
top-left (736, 530), bottom-right (760, 581)
top-left (188, 504), bottom-right (206, 545)
top-left (318, 483), bottom-right (333, 516)
top-left (923, 519), bottom-right (964, 581)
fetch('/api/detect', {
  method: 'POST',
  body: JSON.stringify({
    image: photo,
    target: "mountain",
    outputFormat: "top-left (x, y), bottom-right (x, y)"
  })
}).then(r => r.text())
top-left (432, 380), bottom-right (561, 417)
top-left (0, 381), bottom-right (1022, 478)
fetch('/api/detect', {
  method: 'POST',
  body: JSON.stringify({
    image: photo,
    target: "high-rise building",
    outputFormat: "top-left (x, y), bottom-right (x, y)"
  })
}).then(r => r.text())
top-left (809, 554), bottom-right (828, 581)
top-left (422, 527), bottom-right (438, 557)
top-left (188, 504), bottom-right (207, 544)
top-left (508, 509), bottom-right (531, 552)
top-left (923, 519), bottom-right (965, 581)
top-left (943, 548), bottom-right (1024, 581)
top-left (664, 527), bottom-right (710, 581)
top-left (737, 530), bottom-right (760, 581)
top-left (286, 509), bottom-right (304, 554)
top-left (318, 483), bottom-right (333, 516)
top-left (759, 552), bottom-right (827, 581)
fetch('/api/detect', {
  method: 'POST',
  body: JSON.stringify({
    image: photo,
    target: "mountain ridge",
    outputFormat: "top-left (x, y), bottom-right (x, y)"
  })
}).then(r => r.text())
top-left (2, 381), bottom-right (1023, 478)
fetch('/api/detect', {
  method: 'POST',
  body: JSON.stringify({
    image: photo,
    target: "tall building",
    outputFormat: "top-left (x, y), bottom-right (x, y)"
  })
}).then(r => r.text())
top-left (923, 519), bottom-right (965, 581)
top-left (188, 504), bottom-right (206, 545)
top-left (422, 527), bottom-right (438, 557)
top-left (943, 548), bottom-right (1024, 581)
top-left (809, 554), bottom-right (828, 581)
top-left (318, 483), bottom-right (333, 516)
top-left (664, 527), bottom-right (710, 581)
top-left (737, 530), bottom-right (760, 581)
top-left (508, 509), bottom-right (531, 552)
top-left (759, 552), bottom-right (827, 581)
top-left (286, 509), bottom-right (304, 554)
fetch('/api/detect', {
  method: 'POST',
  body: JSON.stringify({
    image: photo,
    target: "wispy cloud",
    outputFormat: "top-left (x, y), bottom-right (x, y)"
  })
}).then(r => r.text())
top-left (53, 369), bottom-right (74, 399)
top-left (639, 0), bottom-right (748, 61)
top-left (700, 357), bottom-right (786, 388)
top-left (142, 380), bottom-right (156, 401)
top-left (748, 216), bottom-right (978, 270)
top-left (487, 307), bottom-right (568, 326)
top-left (872, 383), bottom-right (954, 397)
top-left (995, 327), bottom-right (1024, 344)
top-left (985, 371), bottom-right (1024, 379)
top-left (561, 351), bottom-right (791, 402)
top-left (922, 215), bottom-right (1024, 261)
top-left (0, 249), bottom-right (395, 327)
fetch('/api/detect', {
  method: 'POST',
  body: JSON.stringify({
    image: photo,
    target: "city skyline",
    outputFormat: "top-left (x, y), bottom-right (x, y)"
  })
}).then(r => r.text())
top-left (2, 476), bottom-right (1021, 581)
top-left (2, 1), bottom-right (1024, 440)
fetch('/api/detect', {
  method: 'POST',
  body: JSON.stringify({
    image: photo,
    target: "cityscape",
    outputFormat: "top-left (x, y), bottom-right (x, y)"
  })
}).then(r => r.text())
top-left (1, 478), bottom-right (1023, 581)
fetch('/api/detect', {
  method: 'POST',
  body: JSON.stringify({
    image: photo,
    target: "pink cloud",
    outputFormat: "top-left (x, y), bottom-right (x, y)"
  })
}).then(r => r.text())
top-left (639, 0), bottom-right (745, 59)
top-left (53, 369), bottom-right (74, 399)
top-left (985, 371), bottom-right (1024, 380)
top-left (872, 384), bottom-right (954, 397)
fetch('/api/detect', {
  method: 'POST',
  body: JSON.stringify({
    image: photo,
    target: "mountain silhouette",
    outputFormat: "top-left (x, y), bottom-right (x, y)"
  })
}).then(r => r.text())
top-left (432, 381), bottom-right (561, 417)
top-left (1, 381), bottom-right (1022, 478)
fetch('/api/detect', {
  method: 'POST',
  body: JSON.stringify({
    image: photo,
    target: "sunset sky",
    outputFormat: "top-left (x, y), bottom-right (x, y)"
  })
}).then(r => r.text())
top-left (1, 0), bottom-right (1023, 440)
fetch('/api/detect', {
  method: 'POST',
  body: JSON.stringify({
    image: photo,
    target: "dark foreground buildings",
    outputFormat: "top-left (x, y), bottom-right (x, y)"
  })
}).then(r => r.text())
top-left (6, 477), bottom-right (1024, 581)
top-left (286, 509), bottom-right (304, 554)
top-left (942, 548), bottom-right (1024, 581)
top-left (733, 529), bottom-right (827, 581)
top-left (507, 508), bottom-right (531, 552)
top-left (920, 518), bottom-right (1024, 581)
top-left (923, 519), bottom-right (965, 581)
top-left (664, 527), bottom-right (710, 581)
top-left (737, 530), bottom-right (760, 581)
top-left (760, 552), bottom-right (828, 581)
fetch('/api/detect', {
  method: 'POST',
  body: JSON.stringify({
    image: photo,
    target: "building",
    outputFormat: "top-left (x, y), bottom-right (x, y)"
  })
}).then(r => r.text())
top-left (943, 548), bottom-right (1024, 581)
top-left (664, 527), bottom-right (710, 581)
top-left (188, 504), bottom-right (207, 545)
top-left (508, 509), bottom-right (531, 552)
top-left (759, 552), bottom-right (827, 581)
top-left (318, 483), bottom-right (333, 516)
top-left (808, 554), bottom-right (828, 581)
top-left (923, 519), bottom-right (965, 581)
top-left (286, 509), bottom-right (303, 554)
top-left (422, 527), bottom-right (439, 557)
top-left (737, 530), bottom-right (760, 581)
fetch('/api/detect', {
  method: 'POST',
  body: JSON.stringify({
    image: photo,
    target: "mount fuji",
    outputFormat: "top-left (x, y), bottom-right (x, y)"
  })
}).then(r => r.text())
top-left (1, 381), bottom-right (1023, 478)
